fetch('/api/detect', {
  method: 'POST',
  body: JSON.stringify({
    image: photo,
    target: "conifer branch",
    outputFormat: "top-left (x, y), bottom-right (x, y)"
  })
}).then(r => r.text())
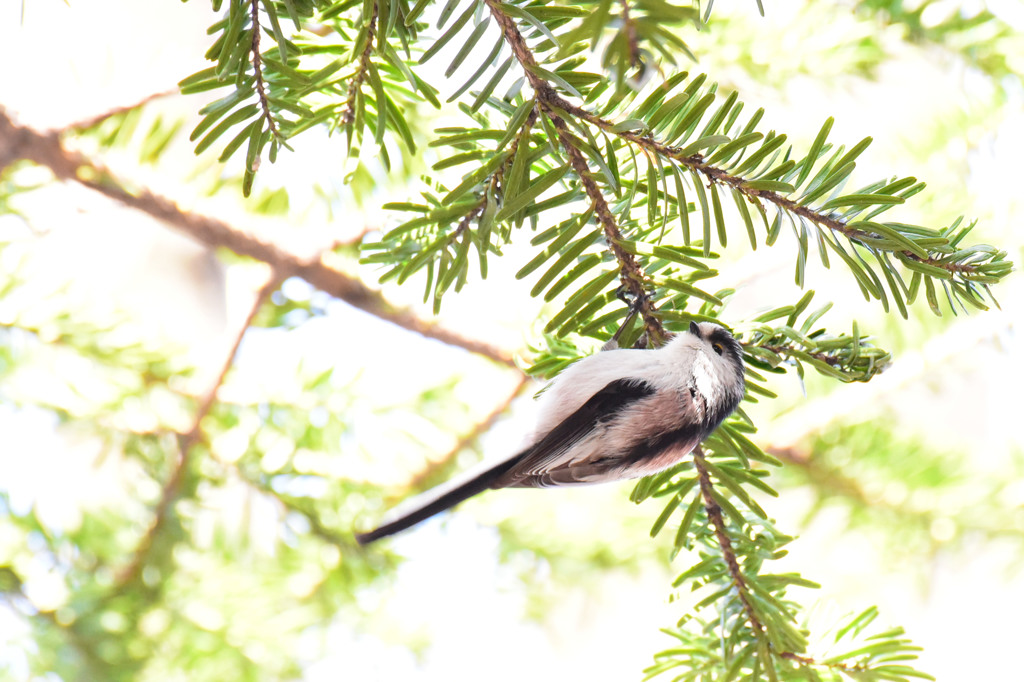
top-left (545, 93), bottom-right (996, 283)
top-left (690, 445), bottom-right (890, 673)
top-left (455, 107), bottom-right (537, 239)
top-left (692, 446), bottom-right (766, 639)
top-left (2, 3), bottom-right (997, 679)
top-left (760, 343), bottom-right (841, 367)
top-left (340, 0), bottom-right (379, 126)
top-left (547, 108), bottom-right (665, 341)
top-left (779, 651), bottom-right (868, 676)
top-left (486, 0), bottom-right (666, 342)
top-left (250, 0), bottom-right (281, 142)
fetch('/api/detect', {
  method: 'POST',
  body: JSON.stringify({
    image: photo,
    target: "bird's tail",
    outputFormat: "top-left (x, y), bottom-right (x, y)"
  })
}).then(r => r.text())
top-left (355, 456), bottom-right (519, 545)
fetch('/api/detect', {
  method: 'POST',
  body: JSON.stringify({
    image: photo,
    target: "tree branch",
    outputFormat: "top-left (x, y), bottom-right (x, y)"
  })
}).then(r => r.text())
top-left (485, 0), bottom-right (667, 343)
top-left (0, 577), bottom-right (108, 677)
top-left (758, 311), bottom-right (1011, 450)
top-left (0, 107), bottom-right (517, 367)
top-left (759, 343), bottom-right (841, 367)
top-left (541, 92), bottom-right (986, 281)
top-left (429, 107), bottom-right (539, 265)
top-left (692, 445), bottom-right (766, 639)
top-left (779, 651), bottom-right (867, 676)
top-left (340, 1), bottom-right (379, 126)
top-left (66, 90), bottom-right (179, 131)
top-left (117, 273), bottom-right (281, 587)
top-left (400, 374), bottom-right (531, 495)
top-left (250, 0), bottom-right (281, 143)
top-left (244, 477), bottom-right (363, 552)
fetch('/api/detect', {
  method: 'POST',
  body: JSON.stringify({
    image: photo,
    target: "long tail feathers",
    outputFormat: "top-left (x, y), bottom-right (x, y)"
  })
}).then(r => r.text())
top-left (356, 457), bottom-right (519, 545)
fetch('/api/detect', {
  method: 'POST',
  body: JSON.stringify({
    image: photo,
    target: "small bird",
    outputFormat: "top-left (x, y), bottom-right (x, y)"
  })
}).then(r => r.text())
top-left (356, 320), bottom-right (745, 544)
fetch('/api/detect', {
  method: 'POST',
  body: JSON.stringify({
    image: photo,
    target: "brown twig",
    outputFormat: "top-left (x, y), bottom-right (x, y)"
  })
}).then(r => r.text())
top-left (767, 444), bottom-right (877, 508)
top-left (0, 108), bottom-right (517, 367)
top-left (538, 93), bottom-right (980, 279)
top-left (760, 312), bottom-right (1010, 452)
top-left (691, 421), bottom-right (910, 668)
top-left (339, 1), bottom-right (379, 126)
top-left (767, 442), bottom-right (1011, 542)
top-left (66, 90), bottom-right (179, 132)
top-left (250, 0), bottom-right (281, 143)
top-left (444, 107), bottom-right (539, 249)
top-left (692, 446), bottom-right (766, 638)
top-left (246, 479), bottom-right (360, 551)
top-left (116, 273), bottom-right (282, 586)
top-left (779, 651), bottom-right (867, 674)
top-left (759, 343), bottom-right (843, 367)
top-left (485, 0), bottom-right (666, 344)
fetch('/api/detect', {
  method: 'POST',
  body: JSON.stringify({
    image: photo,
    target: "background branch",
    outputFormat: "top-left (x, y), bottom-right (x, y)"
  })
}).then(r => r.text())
top-left (0, 107), bottom-right (517, 367)
top-left (400, 374), bottom-right (532, 496)
top-left (116, 273), bottom-right (282, 587)
top-left (66, 90), bottom-right (178, 131)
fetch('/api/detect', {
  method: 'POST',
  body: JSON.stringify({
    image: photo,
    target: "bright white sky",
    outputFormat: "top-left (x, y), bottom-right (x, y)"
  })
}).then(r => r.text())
top-left (1, 1), bottom-right (1023, 680)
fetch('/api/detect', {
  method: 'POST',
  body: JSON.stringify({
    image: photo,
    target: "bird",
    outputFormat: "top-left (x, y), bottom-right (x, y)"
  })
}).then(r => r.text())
top-left (356, 320), bottom-right (745, 544)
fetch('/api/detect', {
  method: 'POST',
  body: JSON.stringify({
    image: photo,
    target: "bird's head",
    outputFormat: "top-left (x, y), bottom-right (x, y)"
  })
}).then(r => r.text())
top-left (682, 320), bottom-right (746, 417)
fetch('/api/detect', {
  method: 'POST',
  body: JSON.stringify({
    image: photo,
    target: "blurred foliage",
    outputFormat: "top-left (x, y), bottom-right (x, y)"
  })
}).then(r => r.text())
top-left (684, 0), bottom-right (1024, 93)
top-left (0, 280), bottom-right (404, 680)
top-left (0, 0), bottom-right (1019, 679)
top-left (686, 3), bottom-right (891, 86)
top-left (776, 422), bottom-right (1024, 561)
top-left (855, 0), bottom-right (1024, 86)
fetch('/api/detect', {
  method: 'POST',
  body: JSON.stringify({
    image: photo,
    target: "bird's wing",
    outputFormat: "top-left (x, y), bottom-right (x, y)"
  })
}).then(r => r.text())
top-left (356, 377), bottom-right (672, 543)
top-left (494, 377), bottom-right (660, 488)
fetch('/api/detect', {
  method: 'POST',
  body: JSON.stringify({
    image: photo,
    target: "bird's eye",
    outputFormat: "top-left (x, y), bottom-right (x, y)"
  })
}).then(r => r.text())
top-left (712, 343), bottom-right (724, 356)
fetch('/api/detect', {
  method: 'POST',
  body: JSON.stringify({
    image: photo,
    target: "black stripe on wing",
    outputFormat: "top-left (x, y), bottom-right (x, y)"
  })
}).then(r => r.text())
top-left (621, 418), bottom-right (705, 469)
top-left (494, 377), bottom-right (655, 488)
